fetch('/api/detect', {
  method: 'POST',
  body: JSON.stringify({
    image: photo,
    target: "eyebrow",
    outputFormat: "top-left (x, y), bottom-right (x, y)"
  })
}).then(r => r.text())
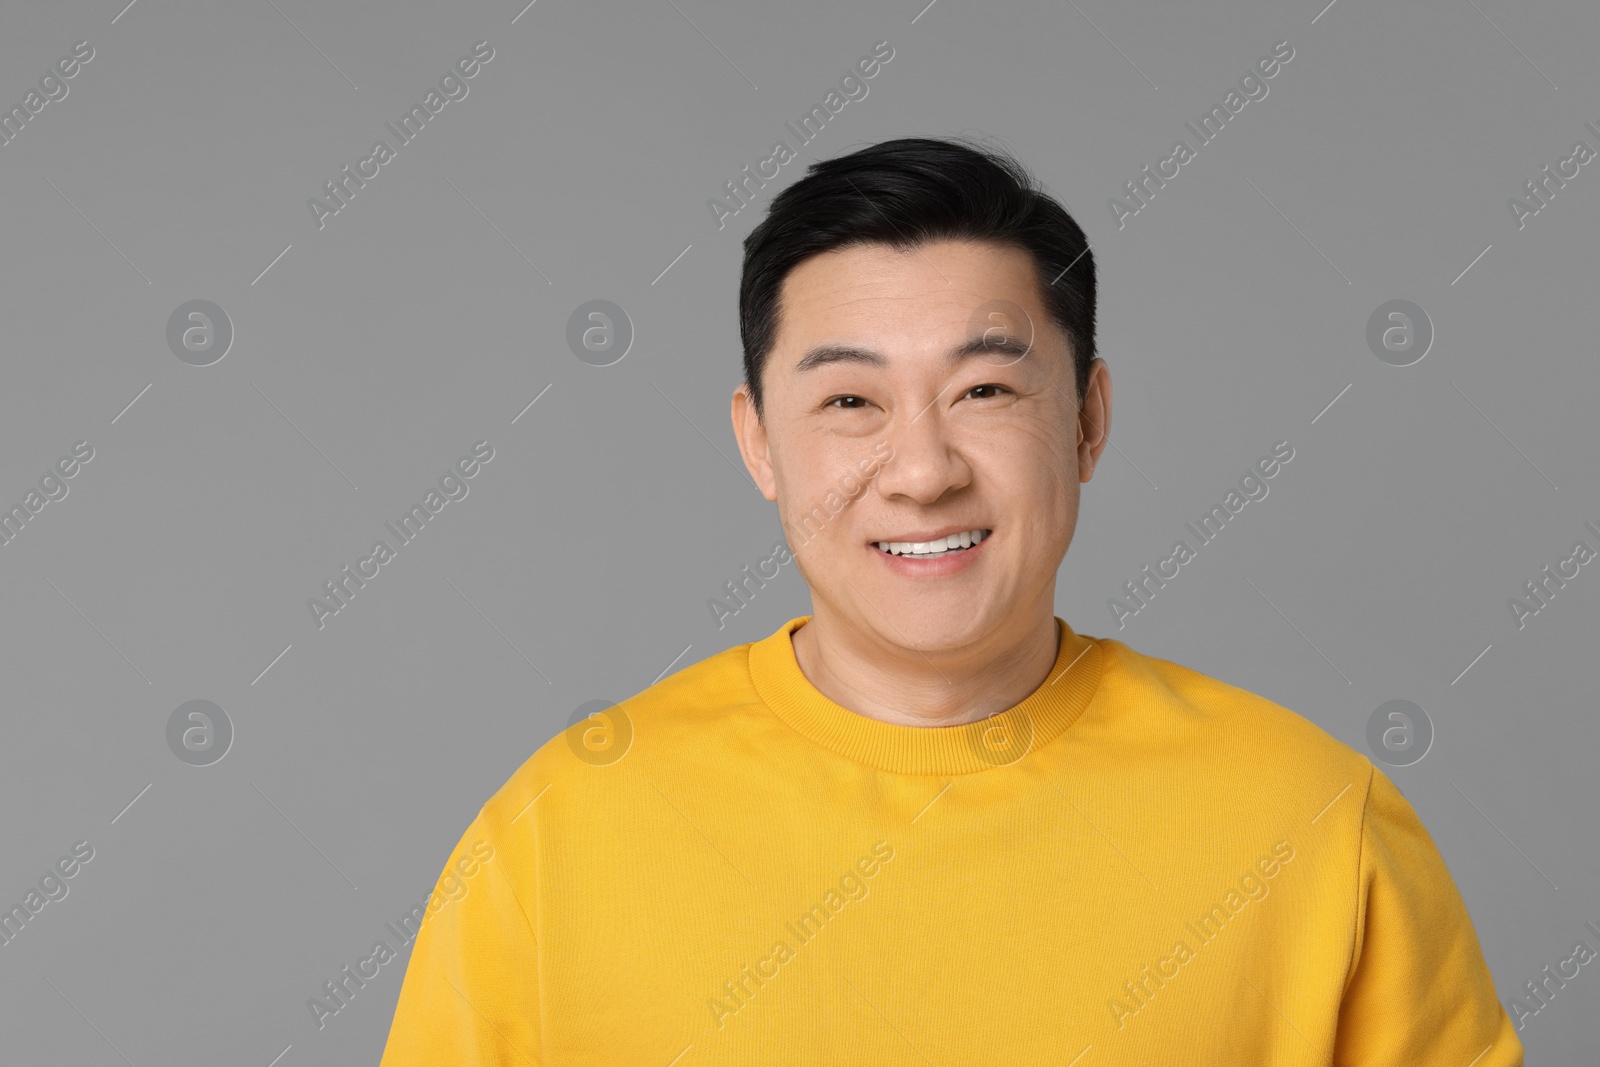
top-left (792, 334), bottom-right (1034, 374)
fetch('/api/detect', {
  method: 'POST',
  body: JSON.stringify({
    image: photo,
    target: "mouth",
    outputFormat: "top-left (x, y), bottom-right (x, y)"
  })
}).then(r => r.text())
top-left (872, 528), bottom-right (991, 559)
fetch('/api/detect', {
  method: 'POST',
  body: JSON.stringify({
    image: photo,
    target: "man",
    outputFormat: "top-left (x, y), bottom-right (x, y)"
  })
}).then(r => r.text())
top-left (380, 136), bottom-right (1522, 1064)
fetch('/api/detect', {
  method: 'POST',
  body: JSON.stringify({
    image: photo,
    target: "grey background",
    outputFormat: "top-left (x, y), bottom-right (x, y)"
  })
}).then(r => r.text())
top-left (1, 0), bottom-right (1596, 1061)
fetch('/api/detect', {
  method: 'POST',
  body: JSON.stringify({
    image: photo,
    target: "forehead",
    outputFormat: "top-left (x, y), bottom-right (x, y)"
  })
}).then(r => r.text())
top-left (774, 239), bottom-right (1049, 351)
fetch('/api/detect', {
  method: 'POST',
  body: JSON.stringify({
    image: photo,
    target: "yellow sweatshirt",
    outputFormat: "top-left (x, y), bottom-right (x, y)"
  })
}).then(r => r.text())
top-left (379, 615), bottom-right (1522, 1065)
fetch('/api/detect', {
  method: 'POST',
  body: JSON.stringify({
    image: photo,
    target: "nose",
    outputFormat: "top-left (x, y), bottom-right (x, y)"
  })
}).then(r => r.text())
top-left (871, 397), bottom-right (973, 505)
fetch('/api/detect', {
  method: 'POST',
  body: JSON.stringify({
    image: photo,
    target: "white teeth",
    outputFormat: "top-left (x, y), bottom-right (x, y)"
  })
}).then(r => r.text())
top-left (875, 530), bottom-right (988, 556)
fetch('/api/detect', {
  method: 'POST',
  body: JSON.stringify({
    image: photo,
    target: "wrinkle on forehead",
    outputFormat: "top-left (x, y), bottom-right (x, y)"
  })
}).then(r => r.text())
top-left (775, 242), bottom-right (1053, 361)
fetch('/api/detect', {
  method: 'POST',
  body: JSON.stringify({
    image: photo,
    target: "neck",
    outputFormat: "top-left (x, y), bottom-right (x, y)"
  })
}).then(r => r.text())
top-left (790, 598), bottom-right (1061, 727)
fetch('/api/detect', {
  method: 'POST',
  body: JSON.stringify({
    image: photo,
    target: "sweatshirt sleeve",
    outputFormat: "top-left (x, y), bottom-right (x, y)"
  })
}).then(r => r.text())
top-left (1334, 765), bottom-right (1522, 1065)
top-left (379, 814), bottom-right (541, 1066)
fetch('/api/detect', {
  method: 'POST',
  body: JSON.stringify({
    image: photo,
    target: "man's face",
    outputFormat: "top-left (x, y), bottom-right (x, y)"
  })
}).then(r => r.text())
top-left (732, 238), bottom-right (1110, 656)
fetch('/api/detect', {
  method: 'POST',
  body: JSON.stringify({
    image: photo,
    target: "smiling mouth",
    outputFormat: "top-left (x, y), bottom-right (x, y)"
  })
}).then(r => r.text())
top-left (872, 529), bottom-right (991, 558)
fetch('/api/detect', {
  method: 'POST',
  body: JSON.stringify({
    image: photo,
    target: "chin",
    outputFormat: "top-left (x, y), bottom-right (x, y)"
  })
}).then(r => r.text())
top-left (862, 599), bottom-right (996, 649)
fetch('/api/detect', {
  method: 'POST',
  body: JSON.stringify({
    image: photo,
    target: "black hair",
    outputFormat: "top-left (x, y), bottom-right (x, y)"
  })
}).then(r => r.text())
top-left (738, 135), bottom-right (1096, 422)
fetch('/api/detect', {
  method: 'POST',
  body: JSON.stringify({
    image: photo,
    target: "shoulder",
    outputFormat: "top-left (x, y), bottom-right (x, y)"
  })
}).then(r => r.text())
top-left (474, 637), bottom-right (765, 835)
top-left (1085, 634), bottom-right (1377, 809)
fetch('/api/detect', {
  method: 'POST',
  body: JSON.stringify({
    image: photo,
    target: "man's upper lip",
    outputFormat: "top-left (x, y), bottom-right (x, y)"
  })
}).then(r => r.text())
top-left (870, 526), bottom-right (990, 542)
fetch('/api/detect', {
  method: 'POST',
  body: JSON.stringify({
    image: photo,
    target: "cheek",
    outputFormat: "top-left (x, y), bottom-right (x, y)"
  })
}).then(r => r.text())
top-left (783, 442), bottom-right (870, 505)
top-left (773, 465), bottom-right (843, 548)
top-left (997, 419), bottom-right (1077, 497)
top-left (992, 423), bottom-right (1079, 545)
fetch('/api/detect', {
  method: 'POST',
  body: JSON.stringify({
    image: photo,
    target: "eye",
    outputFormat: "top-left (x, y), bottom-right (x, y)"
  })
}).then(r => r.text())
top-left (964, 384), bottom-right (1010, 400)
top-left (824, 395), bottom-right (870, 410)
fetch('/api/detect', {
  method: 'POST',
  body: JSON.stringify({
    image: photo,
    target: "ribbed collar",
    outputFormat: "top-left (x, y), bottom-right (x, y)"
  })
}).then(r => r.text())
top-left (748, 615), bottom-right (1104, 776)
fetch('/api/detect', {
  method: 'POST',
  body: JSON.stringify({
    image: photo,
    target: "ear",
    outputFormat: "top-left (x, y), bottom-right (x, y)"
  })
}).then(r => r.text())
top-left (1076, 358), bottom-right (1112, 482)
top-left (731, 383), bottom-right (779, 502)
